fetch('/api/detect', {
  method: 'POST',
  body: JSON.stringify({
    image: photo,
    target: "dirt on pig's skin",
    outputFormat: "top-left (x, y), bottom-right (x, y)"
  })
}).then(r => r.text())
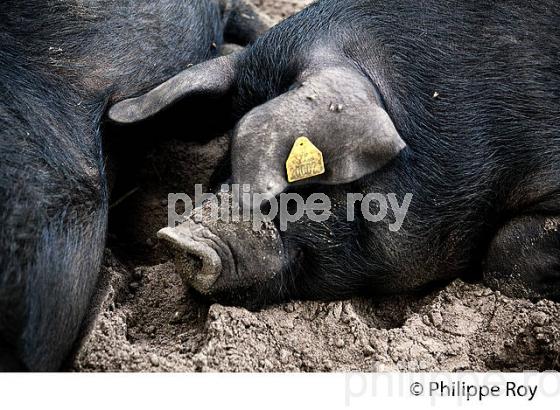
top-left (73, 0), bottom-right (560, 372)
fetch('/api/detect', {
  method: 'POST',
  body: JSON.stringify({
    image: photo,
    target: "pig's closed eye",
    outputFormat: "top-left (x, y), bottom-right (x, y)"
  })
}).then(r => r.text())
top-left (260, 200), bottom-right (273, 216)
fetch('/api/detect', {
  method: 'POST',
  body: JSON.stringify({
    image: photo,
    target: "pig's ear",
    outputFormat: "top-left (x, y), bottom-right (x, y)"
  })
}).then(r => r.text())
top-left (231, 67), bottom-right (407, 203)
top-left (108, 53), bottom-right (239, 124)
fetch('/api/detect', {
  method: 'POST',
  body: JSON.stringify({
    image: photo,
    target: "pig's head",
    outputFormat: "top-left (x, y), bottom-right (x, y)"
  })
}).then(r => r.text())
top-left (109, 33), bottom-right (408, 305)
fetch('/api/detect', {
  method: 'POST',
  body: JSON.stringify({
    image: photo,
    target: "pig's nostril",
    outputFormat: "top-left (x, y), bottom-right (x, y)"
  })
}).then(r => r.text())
top-left (189, 255), bottom-right (204, 272)
top-left (157, 226), bottom-right (222, 294)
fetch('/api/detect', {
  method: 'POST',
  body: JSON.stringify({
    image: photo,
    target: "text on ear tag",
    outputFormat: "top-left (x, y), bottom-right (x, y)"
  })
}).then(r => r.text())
top-left (286, 137), bottom-right (325, 183)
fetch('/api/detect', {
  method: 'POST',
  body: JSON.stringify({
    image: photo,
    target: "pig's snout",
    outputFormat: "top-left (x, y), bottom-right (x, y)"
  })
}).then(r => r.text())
top-left (158, 193), bottom-right (286, 301)
top-left (157, 222), bottom-right (234, 294)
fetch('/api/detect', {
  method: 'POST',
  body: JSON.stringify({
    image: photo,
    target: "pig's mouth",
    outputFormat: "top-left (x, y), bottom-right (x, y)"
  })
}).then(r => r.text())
top-left (157, 220), bottom-right (238, 295)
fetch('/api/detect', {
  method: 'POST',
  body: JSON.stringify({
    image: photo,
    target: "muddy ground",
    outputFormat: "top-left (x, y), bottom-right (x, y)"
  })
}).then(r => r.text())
top-left (73, 0), bottom-right (560, 372)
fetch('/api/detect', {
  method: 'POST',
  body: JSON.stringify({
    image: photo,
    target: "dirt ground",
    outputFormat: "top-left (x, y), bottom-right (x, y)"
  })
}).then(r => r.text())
top-left (72, 0), bottom-right (560, 372)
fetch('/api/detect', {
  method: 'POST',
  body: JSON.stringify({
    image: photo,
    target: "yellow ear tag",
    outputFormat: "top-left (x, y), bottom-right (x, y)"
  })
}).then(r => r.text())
top-left (286, 137), bottom-right (325, 183)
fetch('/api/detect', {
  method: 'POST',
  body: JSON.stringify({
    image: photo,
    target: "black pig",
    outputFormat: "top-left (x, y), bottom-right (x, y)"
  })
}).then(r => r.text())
top-left (0, 0), bottom-right (270, 371)
top-left (111, 0), bottom-right (560, 306)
